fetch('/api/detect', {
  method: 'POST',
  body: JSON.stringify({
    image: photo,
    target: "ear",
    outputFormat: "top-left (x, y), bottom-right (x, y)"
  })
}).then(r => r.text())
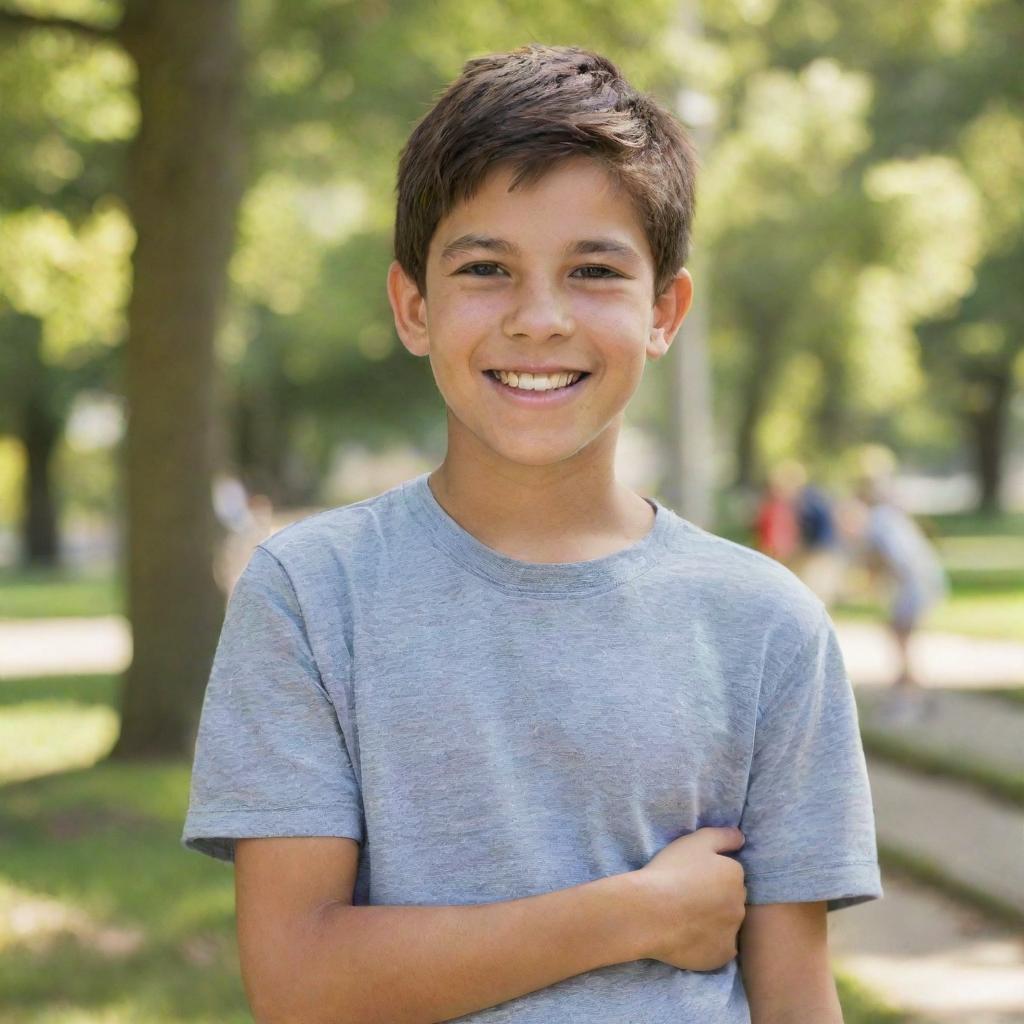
top-left (387, 260), bottom-right (430, 357)
top-left (646, 268), bottom-right (694, 360)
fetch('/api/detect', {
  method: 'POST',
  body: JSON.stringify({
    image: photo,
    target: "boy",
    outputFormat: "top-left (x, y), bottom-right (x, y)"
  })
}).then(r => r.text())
top-left (182, 44), bottom-right (882, 1023)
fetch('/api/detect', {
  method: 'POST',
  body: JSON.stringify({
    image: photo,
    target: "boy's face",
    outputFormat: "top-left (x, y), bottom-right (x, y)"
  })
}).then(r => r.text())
top-left (388, 156), bottom-right (692, 473)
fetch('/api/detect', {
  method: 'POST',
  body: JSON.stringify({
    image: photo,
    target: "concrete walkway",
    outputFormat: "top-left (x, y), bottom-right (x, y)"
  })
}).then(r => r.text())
top-left (843, 660), bottom-right (1024, 1020)
top-left (830, 870), bottom-right (1024, 1024)
top-left (856, 688), bottom-right (1024, 778)
top-left (836, 620), bottom-right (1024, 689)
top-left (866, 757), bottom-right (1024, 918)
top-left (0, 616), bottom-right (129, 678)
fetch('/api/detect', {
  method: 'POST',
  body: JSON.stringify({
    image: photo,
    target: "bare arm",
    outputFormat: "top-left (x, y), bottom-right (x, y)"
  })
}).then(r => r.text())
top-left (738, 901), bottom-right (844, 1024)
top-left (235, 836), bottom-right (651, 1024)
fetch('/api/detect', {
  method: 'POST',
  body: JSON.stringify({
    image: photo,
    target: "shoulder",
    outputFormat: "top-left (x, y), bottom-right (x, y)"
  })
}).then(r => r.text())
top-left (659, 512), bottom-right (828, 657)
top-left (256, 478), bottom-right (415, 584)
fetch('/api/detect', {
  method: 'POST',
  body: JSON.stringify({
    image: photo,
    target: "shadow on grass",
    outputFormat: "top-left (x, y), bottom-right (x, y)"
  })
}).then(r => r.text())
top-left (0, 674), bottom-right (121, 709)
top-left (1, 757), bottom-right (249, 1022)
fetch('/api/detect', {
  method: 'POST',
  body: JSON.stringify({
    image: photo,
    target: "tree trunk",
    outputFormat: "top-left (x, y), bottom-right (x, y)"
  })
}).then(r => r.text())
top-left (110, 0), bottom-right (245, 760)
top-left (965, 364), bottom-right (1012, 514)
top-left (12, 314), bottom-right (62, 567)
top-left (21, 396), bottom-right (61, 568)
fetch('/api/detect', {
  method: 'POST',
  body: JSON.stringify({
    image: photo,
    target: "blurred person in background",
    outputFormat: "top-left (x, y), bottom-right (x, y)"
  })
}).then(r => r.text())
top-left (753, 461), bottom-right (802, 565)
top-left (790, 464), bottom-right (847, 609)
top-left (848, 473), bottom-right (948, 723)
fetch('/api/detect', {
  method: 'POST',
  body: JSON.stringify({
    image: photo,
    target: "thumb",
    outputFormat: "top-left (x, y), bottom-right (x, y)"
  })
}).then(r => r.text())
top-left (700, 826), bottom-right (745, 853)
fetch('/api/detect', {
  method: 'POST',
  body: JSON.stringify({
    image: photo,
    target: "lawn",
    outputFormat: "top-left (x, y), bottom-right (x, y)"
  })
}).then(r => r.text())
top-left (0, 567), bottom-right (122, 619)
top-left (0, 672), bottom-right (906, 1022)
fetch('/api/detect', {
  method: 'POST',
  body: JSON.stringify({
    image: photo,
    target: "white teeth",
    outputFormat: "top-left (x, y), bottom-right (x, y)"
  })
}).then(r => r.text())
top-left (494, 370), bottom-right (581, 391)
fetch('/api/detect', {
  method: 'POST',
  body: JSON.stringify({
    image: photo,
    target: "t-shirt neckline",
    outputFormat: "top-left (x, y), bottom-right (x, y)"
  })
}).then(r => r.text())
top-left (402, 471), bottom-right (673, 596)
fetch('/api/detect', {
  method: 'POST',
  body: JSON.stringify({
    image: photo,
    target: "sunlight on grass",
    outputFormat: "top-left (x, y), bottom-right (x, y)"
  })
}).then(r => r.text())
top-left (928, 592), bottom-right (1024, 643)
top-left (0, 877), bottom-right (145, 959)
top-left (0, 702), bottom-right (118, 785)
top-left (936, 535), bottom-right (1024, 571)
top-left (1, 755), bottom-right (248, 1023)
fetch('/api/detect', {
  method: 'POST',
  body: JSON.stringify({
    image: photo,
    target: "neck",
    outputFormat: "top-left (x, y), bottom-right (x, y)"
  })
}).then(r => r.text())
top-left (427, 415), bottom-right (654, 563)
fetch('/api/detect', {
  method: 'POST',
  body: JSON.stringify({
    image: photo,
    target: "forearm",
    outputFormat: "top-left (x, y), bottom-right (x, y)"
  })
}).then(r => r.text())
top-left (745, 969), bottom-right (843, 1024)
top-left (266, 870), bottom-right (650, 1024)
top-left (750, 1000), bottom-right (843, 1024)
top-left (739, 902), bottom-right (843, 1024)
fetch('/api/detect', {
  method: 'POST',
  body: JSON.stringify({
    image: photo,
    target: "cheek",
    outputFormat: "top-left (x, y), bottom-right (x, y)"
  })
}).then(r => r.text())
top-left (576, 296), bottom-right (649, 361)
top-left (431, 290), bottom-right (504, 348)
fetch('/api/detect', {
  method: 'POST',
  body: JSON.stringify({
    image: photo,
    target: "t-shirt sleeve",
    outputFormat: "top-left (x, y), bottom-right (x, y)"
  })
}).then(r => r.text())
top-left (737, 603), bottom-right (882, 912)
top-left (181, 544), bottom-right (364, 863)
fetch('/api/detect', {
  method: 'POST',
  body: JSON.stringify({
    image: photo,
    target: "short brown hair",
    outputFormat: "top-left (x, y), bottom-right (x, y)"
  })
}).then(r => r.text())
top-left (393, 44), bottom-right (698, 301)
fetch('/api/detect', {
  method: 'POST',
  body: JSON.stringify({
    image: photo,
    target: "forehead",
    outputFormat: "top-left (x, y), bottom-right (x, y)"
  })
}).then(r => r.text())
top-left (429, 157), bottom-right (653, 266)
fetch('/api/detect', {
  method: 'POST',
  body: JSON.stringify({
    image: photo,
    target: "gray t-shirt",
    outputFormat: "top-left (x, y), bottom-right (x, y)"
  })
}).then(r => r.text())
top-left (182, 472), bottom-right (882, 1023)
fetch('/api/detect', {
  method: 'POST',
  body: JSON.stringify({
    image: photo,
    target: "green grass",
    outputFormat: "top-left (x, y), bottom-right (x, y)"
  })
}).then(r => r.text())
top-left (0, 674), bottom-right (910, 1022)
top-left (925, 511), bottom-right (1024, 538)
top-left (0, 566), bottom-right (122, 619)
top-left (834, 972), bottom-right (908, 1024)
top-left (0, 676), bottom-right (122, 786)
top-left (977, 687), bottom-right (1024, 707)
top-left (0, 761), bottom-right (248, 1023)
top-left (833, 585), bottom-right (1024, 644)
top-left (0, 674), bottom-right (247, 1023)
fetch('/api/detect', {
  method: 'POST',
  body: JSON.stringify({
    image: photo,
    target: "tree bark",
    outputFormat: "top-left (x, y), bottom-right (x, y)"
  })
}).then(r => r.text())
top-left (965, 363), bottom-right (1012, 514)
top-left (110, 0), bottom-right (245, 759)
top-left (10, 314), bottom-right (62, 568)
top-left (21, 396), bottom-right (62, 568)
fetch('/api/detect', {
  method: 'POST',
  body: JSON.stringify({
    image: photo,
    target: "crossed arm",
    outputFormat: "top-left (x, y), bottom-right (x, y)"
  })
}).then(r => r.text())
top-left (237, 835), bottom-right (846, 1023)
top-left (738, 901), bottom-right (845, 1024)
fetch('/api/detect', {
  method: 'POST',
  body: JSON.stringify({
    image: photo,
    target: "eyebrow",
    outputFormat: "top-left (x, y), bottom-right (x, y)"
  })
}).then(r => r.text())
top-left (439, 233), bottom-right (642, 264)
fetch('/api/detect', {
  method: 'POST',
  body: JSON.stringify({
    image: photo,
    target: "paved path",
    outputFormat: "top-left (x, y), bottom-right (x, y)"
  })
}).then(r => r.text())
top-left (0, 616), bottom-right (130, 678)
top-left (832, 736), bottom-right (1024, 1022)
top-left (856, 688), bottom-right (1024, 778)
top-left (836, 620), bottom-right (1024, 689)
top-left (866, 756), bottom-right (1024, 918)
top-left (830, 870), bottom-right (1024, 1023)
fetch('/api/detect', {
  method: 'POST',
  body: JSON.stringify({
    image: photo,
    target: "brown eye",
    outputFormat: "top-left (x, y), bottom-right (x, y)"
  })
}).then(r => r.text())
top-left (458, 263), bottom-right (505, 277)
top-left (574, 266), bottom-right (621, 279)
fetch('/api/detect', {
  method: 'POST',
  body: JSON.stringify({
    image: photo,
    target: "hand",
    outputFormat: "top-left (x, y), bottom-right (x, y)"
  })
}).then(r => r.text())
top-left (635, 826), bottom-right (747, 972)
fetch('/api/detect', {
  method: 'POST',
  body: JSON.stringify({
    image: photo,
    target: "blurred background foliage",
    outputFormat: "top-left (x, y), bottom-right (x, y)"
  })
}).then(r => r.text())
top-left (0, 0), bottom-right (1020, 560)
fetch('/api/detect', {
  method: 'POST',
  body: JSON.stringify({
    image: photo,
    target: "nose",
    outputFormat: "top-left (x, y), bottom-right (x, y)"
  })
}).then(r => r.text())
top-left (501, 276), bottom-right (576, 341)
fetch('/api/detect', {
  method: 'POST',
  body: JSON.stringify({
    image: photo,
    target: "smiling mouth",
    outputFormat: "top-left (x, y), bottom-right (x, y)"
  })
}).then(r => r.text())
top-left (485, 369), bottom-right (591, 392)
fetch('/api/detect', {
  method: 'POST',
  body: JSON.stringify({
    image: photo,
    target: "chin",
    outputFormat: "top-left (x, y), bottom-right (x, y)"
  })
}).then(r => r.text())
top-left (489, 442), bottom-right (592, 469)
